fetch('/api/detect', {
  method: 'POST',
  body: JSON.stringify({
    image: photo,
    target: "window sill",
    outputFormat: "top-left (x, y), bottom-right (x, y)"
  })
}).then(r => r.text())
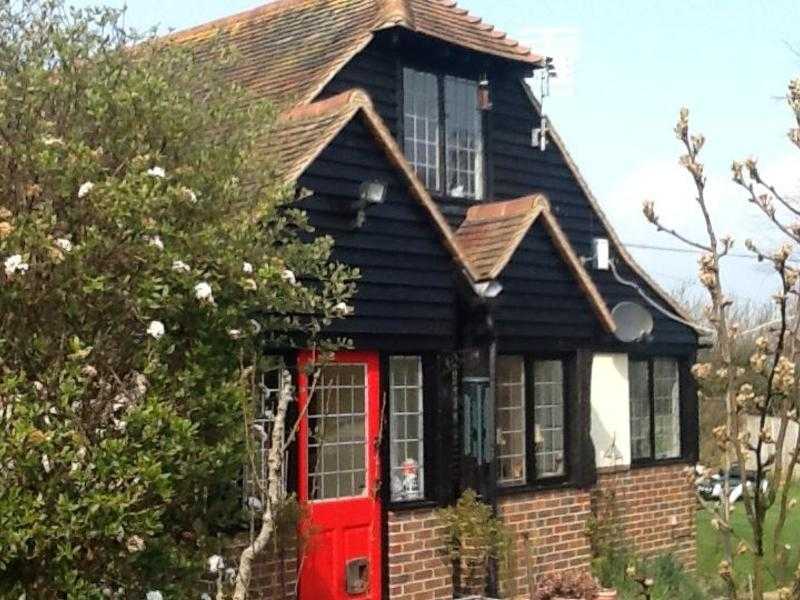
top-left (496, 476), bottom-right (573, 497)
top-left (430, 192), bottom-right (484, 204)
top-left (387, 499), bottom-right (440, 512)
top-left (631, 457), bottom-right (692, 469)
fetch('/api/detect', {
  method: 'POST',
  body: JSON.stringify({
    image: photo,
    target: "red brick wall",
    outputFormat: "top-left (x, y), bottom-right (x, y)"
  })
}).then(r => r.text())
top-left (243, 464), bottom-right (696, 599)
top-left (387, 507), bottom-right (453, 600)
top-left (497, 487), bottom-right (594, 597)
top-left (593, 463), bottom-right (696, 569)
top-left (230, 537), bottom-right (297, 600)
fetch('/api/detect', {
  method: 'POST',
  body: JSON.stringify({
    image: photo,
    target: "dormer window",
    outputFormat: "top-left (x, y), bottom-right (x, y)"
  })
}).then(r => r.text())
top-left (403, 68), bottom-right (484, 200)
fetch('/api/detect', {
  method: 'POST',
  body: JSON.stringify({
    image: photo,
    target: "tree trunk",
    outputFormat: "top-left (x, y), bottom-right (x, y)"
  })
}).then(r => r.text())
top-left (232, 370), bottom-right (292, 600)
top-left (752, 552), bottom-right (764, 600)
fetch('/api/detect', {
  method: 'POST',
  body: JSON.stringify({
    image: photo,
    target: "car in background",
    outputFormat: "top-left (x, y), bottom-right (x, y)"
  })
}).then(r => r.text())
top-left (696, 465), bottom-right (769, 502)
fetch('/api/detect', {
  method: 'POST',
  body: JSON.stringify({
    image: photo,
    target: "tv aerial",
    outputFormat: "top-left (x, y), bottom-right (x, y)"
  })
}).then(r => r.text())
top-left (532, 56), bottom-right (557, 152)
top-left (611, 301), bottom-right (654, 343)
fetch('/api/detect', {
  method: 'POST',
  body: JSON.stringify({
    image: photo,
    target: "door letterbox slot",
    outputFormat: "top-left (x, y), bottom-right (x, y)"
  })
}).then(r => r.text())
top-left (345, 557), bottom-right (369, 595)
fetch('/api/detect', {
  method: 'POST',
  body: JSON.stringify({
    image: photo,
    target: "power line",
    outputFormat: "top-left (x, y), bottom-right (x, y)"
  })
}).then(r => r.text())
top-left (623, 242), bottom-right (755, 259)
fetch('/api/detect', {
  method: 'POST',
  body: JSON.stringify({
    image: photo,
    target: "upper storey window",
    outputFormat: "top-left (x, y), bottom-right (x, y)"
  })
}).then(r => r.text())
top-left (403, 68), bottom-right (484, 200)
top-left (403, 69), bottom-right (440, 191)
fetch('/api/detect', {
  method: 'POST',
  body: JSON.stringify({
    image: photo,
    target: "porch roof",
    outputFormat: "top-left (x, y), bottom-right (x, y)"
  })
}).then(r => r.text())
top-left (455, 195), bottom-right (617, 333)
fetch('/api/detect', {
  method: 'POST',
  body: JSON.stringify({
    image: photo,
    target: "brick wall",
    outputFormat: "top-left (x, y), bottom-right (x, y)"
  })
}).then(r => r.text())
top-left (243, 464), bottom-right (695, 599)
top-left (231, 537), bottom-right (297, 600)
top-left (593, 463), bottom-right (696, 569)
top-left (387, 507), bottom-right (453, 600)
top-left (497, 487), bottom-right (594, 597)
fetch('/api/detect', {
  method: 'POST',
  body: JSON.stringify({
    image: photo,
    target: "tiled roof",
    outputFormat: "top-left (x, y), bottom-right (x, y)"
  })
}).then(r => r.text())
top-left (267, 90), bottom-right (369, 183)
top-left (456, 195), bottom-right (545, 281)
top-left (169, 0), bottom-right (542, 110)
top-left (456, 195), bottom-right (616, 333)
top-left (267, 88), bottom-right (473, 281)
top-left (377, 0), bottom-right (540, 64)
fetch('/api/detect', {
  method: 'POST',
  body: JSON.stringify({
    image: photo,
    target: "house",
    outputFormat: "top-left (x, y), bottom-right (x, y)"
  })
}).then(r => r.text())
top-left (172, 1), bottom-right (700, 598)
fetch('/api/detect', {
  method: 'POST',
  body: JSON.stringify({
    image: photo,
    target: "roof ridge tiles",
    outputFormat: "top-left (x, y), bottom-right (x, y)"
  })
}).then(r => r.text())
top-left (281, 89), bottom-right (369, 121)
top-left (376, 0), bottom-right (416, 28)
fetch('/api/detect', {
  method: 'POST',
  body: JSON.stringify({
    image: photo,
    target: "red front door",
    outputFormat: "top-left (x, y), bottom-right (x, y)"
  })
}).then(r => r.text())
top-left (297, 351), bottom-right (382, 600)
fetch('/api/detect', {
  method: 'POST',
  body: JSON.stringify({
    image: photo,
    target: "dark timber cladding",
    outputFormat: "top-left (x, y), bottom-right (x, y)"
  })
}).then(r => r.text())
top-left (494, 224), bottom-right (601, 343)
top-left (320, 34), bottom-right (697, 353)
top-left (297, 116), bottom-right (459, 351)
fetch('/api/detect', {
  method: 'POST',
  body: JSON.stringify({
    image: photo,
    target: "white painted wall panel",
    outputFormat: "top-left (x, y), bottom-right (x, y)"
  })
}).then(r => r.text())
top-left (591, 353), bottom-right (631, 468)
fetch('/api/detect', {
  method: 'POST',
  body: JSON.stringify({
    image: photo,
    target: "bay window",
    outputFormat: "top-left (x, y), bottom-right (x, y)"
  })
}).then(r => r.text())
top-left (629, 357), bottom-right (681, 461)
top-left (402, 67), bottom-right (484, 199)
top-left (496, 356), bottom-right (567, 486)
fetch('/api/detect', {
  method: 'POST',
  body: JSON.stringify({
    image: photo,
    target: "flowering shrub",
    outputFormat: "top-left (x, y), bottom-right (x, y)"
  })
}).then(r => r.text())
top-left (0, 1), bottom-right (355, 597)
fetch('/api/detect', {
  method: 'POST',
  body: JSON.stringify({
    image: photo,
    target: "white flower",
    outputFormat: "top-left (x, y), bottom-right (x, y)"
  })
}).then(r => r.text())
top-left (55, 238), bottom-right (73, 253)
top-left (78, 181), bottom-right (94, 198)
top-left (281, 269), bottom-right (296, 285)
top-left (4, 254), bottom-right (29, 276)
top-left (181, 187), bottom-right (198, 203)
top-left (194, 282), bottom-right (214, 304)
top-left (334, 302), bottom-right (353, 315)
top-left (42, 135), bottom-right (64, 147)
top-left (146, 592), bottom-right (163, 600)
top-left (147, 236), bottom-right (164, 251)
top-left (147, 166), bottom-right (166, 178)
top-left (41, 454), bottom-right (51, 473)
top-left (208, 554), bottom-right (225, 574)
top-left (126, 535), bottom-right (145, 553)
top-left (242, 262), bottom-right (253, 274)
top-left (227, 329), bottom-right (243, 340)
top-left (172, 260), bottom-right (190, 273)
top-left (146, 320), bottom-right (165, 340)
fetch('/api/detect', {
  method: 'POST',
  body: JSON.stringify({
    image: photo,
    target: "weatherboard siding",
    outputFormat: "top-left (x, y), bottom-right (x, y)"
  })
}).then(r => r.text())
top-left (319, 41), bottom-right (696, 351)
top-left (494, 224), bottom-right (601, 341)
top-left (490, 76), bottom-right (696, 350)
top-left (298, 116), bottom-right (459, 350)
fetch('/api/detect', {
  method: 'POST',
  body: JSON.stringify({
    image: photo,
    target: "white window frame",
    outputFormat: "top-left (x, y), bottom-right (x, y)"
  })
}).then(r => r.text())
top-left (533, 360), bottom-right (566, 478)
top-left (403, 69), bottom-right (440, 192)
top-left (444, 75), bottom-right (484, 200)
top-left (496, 355), bottom-right (527, 486)
top-left (389, 356), bottom-right (425, 502)
top-left (402, 67), bottom-right (485, 200)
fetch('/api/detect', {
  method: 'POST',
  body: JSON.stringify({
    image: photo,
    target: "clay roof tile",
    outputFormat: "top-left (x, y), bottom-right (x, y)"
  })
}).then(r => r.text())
top-left (456, 195), bottom-right (616, 333)
top-left (168, 0), bottom-right (542, 113)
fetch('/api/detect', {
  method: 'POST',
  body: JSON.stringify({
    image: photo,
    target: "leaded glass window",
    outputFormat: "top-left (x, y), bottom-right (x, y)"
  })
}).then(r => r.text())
top-left (403, 69), bottom-right (440, 191)
top-left (533, 360), bottom-right (565, 478)
top-left (629, 360), bottom-right (652, 460)
top-left (445, 76), bottom-right (483, 199)
top-left (496, 356), bottom-right (526, 486)
top-left (389, 356), bottom-right (425, 502)
top-left (629, 357), bottom-right (681, 461)
top-left (654, 359), bottom-right (680, 459)
top-left (307, 364), bottom-right (367, 500)
top-left (402, 68), bottom-right (485, 200)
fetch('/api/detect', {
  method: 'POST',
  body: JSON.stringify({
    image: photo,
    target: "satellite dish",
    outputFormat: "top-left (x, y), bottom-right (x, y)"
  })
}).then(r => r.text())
top-left (612, 301), bottom-right (654, 343)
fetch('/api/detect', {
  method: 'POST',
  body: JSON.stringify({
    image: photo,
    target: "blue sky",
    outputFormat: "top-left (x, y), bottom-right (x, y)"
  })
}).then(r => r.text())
top-left (71, 0), bottom-right (800, 304)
